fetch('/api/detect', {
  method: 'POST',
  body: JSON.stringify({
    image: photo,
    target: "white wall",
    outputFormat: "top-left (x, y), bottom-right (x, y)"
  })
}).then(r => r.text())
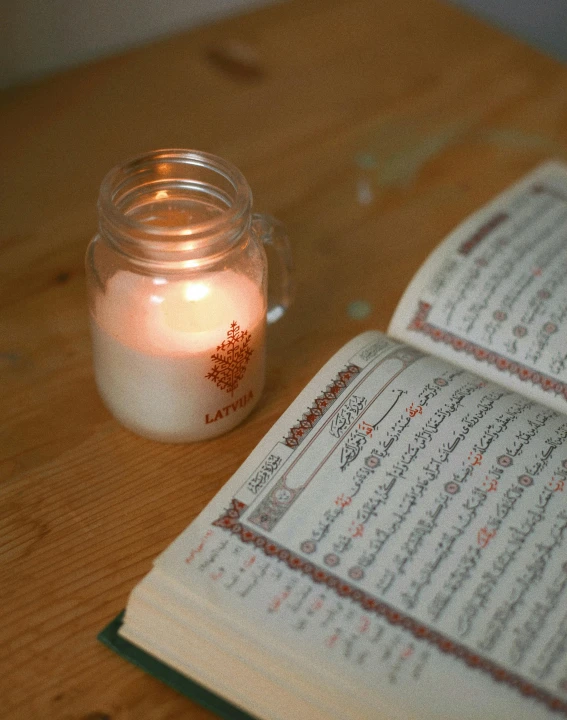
top-left (0, 0), bottom-right (280, 89)
top-left (0, 0), bottom-right (565, 90)
top-left (449, 0), bottom-right (567, 64)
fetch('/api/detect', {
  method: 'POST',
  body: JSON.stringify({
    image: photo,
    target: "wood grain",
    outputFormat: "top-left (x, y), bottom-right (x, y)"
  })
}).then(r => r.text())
top-left (1, 0), bottom-right (567, 717)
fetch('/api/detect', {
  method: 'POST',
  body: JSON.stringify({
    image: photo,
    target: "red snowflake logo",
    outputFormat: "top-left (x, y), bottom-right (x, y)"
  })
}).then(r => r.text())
top-left (206, 320), bottom-right (253, 396)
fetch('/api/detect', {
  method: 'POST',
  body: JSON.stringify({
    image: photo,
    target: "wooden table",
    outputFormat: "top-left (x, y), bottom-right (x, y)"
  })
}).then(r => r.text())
top-left (2, 0), bottom-right (567, 716)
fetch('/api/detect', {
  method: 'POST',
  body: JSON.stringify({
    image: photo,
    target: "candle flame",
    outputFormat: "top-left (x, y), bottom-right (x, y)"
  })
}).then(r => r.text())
top-left (184, 282), bottom-right (210, 302)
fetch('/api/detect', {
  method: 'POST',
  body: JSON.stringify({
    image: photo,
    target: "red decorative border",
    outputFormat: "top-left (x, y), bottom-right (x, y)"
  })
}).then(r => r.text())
top-left (458, 182), bottom-right (567, 257)
top-left (409, 302), bottom-right (567, 401)
top-left (532, 182), bottom-right (567, 203)
top-left (214, 499), bottom-right (567, 716)
top-left (458, 212), bottom-right (509, 256)
top-left (283, 365), bottom-right (362, 448)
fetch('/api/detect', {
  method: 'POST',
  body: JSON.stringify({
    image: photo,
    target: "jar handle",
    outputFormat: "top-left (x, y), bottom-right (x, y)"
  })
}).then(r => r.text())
top-left (252, 214), bottom-right (293, 324)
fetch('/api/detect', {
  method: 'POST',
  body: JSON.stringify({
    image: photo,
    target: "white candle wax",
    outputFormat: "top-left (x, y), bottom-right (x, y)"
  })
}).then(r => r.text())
top-left (91, 269), bottom-right (266, 442)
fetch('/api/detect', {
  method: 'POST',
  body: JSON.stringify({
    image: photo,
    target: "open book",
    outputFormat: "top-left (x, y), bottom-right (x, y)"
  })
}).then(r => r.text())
top-left (100, 162), bottom-right (567, 719)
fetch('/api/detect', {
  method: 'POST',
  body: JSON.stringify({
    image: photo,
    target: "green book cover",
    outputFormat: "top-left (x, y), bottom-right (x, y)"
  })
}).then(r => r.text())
top-left (98, 613), bottom-right (257, 720)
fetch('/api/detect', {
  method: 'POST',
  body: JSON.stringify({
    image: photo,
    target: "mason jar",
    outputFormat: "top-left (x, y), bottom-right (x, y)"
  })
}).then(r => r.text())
top-left (86, 149), bottom-right (292, 442)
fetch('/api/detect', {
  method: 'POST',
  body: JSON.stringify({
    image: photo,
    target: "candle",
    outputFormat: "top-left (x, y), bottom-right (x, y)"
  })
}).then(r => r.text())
top-left (87, 150), bottom-right (292, 442)
top-left (90, 268), bottom-right (266, 442)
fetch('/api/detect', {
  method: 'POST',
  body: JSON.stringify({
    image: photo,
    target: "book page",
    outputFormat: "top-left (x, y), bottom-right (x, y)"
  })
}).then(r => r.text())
top-left (123, 332), bottom-right (567, 720)
top-left (389, 161), bottom-right (567, 415)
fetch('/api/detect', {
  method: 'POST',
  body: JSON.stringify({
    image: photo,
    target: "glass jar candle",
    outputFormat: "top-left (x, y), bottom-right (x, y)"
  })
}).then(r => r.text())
top-left (86, 150), bottom-right (292, 442)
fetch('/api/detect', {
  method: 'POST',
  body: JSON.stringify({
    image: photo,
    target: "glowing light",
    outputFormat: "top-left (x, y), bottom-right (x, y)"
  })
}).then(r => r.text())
top-left (153, 277), bottom-right (167, 285)
top-left (155, 190), bottom-right (169, 199)
top-left (184, 282), bottom-right (210, 302)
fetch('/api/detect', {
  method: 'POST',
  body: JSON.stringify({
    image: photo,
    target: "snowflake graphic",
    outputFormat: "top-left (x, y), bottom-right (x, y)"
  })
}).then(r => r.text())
top-left (206, 320), bottom-right (253, 396)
